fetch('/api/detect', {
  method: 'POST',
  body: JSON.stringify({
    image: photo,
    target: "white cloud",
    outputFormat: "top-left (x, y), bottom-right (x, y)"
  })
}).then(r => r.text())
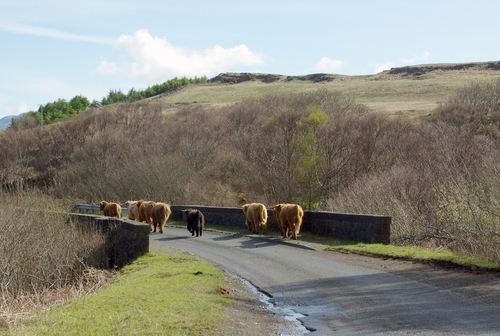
top-left (313, 57), bottom-right (348, 72)
top-left (0, 23), bottom-right (113, 44)
top-left (17, 103), bottom-right (29, 113)
top-left (400, 51), bottom-right (431, 64)
top-left (96, 60), bottom-right (120, 75)
top-left (375, 62), bottom-right (394, 73)
top-left (0, 103), bottom-right (31, 118)
top-left (100, 29), bottom-right (265, 83)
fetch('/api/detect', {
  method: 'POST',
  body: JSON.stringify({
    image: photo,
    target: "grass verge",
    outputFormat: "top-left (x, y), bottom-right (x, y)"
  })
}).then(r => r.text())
top-left (327, 243), bottom-right (500, 271)
top-left (4, 253), bottom-right (230, 336)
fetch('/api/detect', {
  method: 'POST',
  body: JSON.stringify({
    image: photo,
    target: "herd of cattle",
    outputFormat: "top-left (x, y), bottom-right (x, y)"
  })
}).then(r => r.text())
top-left (99, 200), bottom-right (304, 240)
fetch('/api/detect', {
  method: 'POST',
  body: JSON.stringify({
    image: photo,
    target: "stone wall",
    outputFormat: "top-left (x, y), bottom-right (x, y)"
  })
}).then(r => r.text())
top-left (170, 205), bottom-right (391, 244)
top-left (69, 204), bottom-right (391, 270)
top-left (68, 213), bottom-right (150, 269)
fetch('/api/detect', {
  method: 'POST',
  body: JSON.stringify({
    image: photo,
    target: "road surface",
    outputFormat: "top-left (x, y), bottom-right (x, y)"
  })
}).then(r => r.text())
top-left (150, 227), bottom-right (500, 335)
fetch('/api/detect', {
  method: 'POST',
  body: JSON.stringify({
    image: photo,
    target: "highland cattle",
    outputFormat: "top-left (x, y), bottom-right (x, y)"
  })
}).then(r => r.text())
top-left (99, 201), bottom-right (122, 218)
top-left (138, 201), bottom-right (156, 230)
top-left (272, 203), bottom-right (304, 240)
top-left (242, 203), bottom-right (268, 234)
top-left (124, 200), bottom-right (140, 221)
top-left (181, 208), bottom-right (205, 237)
top-left (151, 202), bottom-right (172, 234)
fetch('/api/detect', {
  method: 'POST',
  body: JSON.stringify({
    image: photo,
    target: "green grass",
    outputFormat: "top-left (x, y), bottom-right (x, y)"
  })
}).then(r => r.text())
top-left (328, 243), bottom-right (500, 271)
top-left (5, 253), bottom-right (230, 336)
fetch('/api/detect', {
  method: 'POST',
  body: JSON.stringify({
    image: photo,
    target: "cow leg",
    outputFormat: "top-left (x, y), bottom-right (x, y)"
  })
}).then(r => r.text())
top-left (247, 220), bottom-right (253, 232)
top-left (279, 222), bottom-right (286, 237)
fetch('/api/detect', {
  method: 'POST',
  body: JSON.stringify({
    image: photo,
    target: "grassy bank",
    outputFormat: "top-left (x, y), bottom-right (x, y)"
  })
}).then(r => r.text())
top-left (327, 243), bottom-right (500, 271)
top-left (158, 68), bottom-right (500, 117)
top-left (4, 253), bottom-right (230, 336)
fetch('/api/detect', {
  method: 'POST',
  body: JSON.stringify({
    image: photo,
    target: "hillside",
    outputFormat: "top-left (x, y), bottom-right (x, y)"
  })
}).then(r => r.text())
top-left (153, 61), bottom-right (500, 118)
top-left (2, 61), bottom-right (500, 131)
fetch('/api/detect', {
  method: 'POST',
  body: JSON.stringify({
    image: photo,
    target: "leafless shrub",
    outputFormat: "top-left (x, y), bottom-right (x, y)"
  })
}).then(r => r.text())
top-left (328, 119), bottom-right (500, 262)
top-left (433, 80), bottom-right (500, 139)
top-left (0, 193), bottom-right (107, 298)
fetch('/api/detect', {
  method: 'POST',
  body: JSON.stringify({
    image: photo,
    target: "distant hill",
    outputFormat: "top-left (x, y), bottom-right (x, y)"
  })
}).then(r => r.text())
top-left (0, 112), bottom-right (28, 130)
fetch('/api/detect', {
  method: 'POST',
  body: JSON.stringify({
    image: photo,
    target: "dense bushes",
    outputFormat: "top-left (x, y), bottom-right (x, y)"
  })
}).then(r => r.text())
top-left (91, 76), bottom-right (207, 107)
top-left (11, 95), bottom-right (91, 128)
top-left (0, 83), bottom-right (499, 262)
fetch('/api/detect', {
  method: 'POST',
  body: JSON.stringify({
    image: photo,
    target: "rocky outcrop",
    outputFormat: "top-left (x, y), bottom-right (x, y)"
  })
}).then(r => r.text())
top-left (387, 61), bottom-right (500, 76)
top-left (208, 72), bottom-right (340, 84)
top-left (208, 61), bottom-right (500, 85)
top-left (208, 73), bottom-right (286, 84)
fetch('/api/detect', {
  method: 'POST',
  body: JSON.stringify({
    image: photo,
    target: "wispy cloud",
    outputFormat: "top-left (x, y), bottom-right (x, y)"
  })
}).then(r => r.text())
top-left (400, 51), bottom-right (431, 64)
top-left (375, 62), bottom-right (394, 73)
top-left (0, 103), bottom-right (31, 116)
top-left (0, 23), bottom-right (114, 44)
top-left (98, 29), bottom-right (265, 83)
top-left (96, 60), bottom-right (120, 75)
top-left (313, 57), bottom-right (348, 72)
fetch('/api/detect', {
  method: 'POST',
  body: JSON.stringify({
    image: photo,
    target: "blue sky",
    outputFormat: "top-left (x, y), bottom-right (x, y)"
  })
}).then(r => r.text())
top-left (1, 0), bottom-right (500, 119)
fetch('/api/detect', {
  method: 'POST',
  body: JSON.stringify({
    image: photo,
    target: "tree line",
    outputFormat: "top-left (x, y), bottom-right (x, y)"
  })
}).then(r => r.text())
top-left (11, 76), bottom-right (207, 128)
top-left (1, 83), bottom-right (500, 263)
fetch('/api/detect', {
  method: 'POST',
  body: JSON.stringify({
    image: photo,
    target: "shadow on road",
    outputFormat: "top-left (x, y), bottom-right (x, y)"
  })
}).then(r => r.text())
top-left (156, 236), bottom-right (190, 242)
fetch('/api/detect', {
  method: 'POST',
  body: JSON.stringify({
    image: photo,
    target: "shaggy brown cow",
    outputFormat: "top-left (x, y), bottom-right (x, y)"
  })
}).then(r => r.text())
top-left (151, 202), bottom-right (172, 234)
top-left (272, 203), bottom-right (287, 237)
top-left (138, 201), bottom-right (156, 229)
top-left (124, 200), bottom-right (140, 221)
top-left (181, 208), bottom-right (205, 237)
top-left (242, 203), bottom-right (268, 234)
top-left (99, 201), bottom-right (122, 218)
top-left (272, 203), bottom-right (304, 240)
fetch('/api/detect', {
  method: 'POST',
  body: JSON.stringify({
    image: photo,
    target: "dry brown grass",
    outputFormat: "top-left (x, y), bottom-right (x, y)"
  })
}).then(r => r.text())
top-left (155, 66), bottom-right (500, 117)
top-left (0, 192), bottom-right (112, 329)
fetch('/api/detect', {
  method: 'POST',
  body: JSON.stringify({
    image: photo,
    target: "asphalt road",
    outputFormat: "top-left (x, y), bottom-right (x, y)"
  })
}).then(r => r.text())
top-left (150, 227), bottom-right (500, 335)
